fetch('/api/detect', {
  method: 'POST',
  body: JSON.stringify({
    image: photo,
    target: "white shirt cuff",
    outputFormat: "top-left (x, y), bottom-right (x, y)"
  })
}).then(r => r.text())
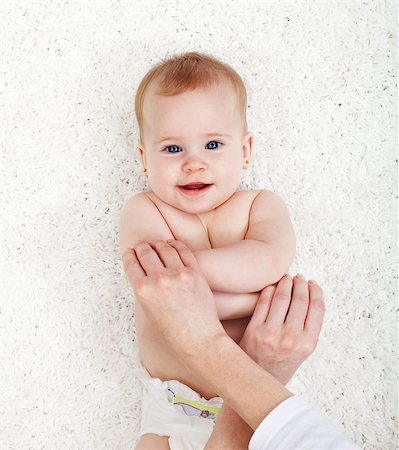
top-left (248, 395), bottom-right (361, 450)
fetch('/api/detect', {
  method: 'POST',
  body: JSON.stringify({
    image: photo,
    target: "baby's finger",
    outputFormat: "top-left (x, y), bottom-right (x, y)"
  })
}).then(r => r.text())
top-left (248, 284), bottom-right (276, 327)
top-left (284, 274), bottom-right (309, 331)
top-left (122, 248), bottom-right (145, 282)
top-left (265, 274), bottom-right (293, 326)
top-left (304, 280), bottom-right (325, 340)
top-left (166, 240), bottom-right (201, 270)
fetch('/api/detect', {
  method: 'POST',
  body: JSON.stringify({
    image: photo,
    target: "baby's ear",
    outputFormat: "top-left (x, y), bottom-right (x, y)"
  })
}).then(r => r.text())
top-left (138, 145), bottom-right (148, 170)
top-left (242, 132), bottom-right (254, 160)
top-left (138, 145), bottom-right (145, 160)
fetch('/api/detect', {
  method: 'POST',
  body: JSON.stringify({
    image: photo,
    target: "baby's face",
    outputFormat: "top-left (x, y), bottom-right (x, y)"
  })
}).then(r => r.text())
top-left (139, 80), bottom-right (253, 214)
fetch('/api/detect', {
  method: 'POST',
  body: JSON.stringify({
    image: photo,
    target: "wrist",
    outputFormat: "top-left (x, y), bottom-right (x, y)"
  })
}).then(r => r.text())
top-left (239, 341), bottom-right (296, 386)
top-left (185, 333), bottom-right (293, 430)
top-left (182, 331), bottom-right (232, 378)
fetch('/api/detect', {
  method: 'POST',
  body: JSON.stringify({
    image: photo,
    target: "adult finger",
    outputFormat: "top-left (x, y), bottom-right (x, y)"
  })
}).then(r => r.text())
top-left (166, 240), bottom-right (201, 270)
top-left (265, 274), bottom-right (293, 326)
top-left (122, 248), bottom-right (145, 283)
top-left (304, 280), bottom-right (325, 340)
top-left (150, 240), bottom-right (185, 268)
top-left (247, 284), bottom-right (276, 327)
top-left (284, 274), bottom-right (310, 331)
top-left (134, 241), bottom-right (164, 275)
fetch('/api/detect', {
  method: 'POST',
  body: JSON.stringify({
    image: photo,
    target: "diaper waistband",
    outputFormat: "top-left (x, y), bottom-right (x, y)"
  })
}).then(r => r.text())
top-left (167, 384), bottom-right (222, 420)
top-left (138, 365), bottom-right (223, 421)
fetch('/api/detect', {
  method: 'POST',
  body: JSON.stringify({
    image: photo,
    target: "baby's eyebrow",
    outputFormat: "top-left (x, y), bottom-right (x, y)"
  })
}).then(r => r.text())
top-left (155, 133), bottom-right (231, 144)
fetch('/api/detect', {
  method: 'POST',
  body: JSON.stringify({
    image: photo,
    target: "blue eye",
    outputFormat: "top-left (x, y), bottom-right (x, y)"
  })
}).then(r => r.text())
top-left (165, 145), bottom-right (182, 153)
top-left (206, 141), bottom-right (222, 150)
top-left (163, 141), bottom-right (222, 153)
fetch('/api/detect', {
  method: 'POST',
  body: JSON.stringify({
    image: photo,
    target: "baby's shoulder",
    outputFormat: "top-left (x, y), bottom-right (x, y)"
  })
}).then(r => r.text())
top-left (121, 190), bottom-right (153, 210)
top-left (235, 188), bottom-right (279, 197)
top-left (234, 188), bottom-right (286, 206)
top-left (119, 191), bottom-right (175, 254)
top-left (208, 190), bottom-right (267, 246)
top-left (213, 188), bottom-right (282, 221)
top-left (220, 188), bottom-right (269, 210)
top-left (122, 191), bottom-right (169, 216)
top-left (231, 188), bottom-right (275, 199)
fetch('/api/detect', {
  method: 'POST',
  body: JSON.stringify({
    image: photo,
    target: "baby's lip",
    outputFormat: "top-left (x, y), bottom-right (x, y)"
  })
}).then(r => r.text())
top-left (179, 182), bottom-right (212, 187)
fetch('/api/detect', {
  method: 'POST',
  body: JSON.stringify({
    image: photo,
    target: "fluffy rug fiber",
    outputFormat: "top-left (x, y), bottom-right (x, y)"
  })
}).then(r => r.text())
top-left (2, 1), bottom-right (397, 449)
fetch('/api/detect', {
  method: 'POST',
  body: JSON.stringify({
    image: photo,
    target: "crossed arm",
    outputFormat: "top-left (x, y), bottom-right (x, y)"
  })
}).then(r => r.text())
top-left (123, 240), bottom-right (327, 449)
top-left (194, 190), bottom-right (296, 294)
top-left (119, 190), bottom-right (296, 320)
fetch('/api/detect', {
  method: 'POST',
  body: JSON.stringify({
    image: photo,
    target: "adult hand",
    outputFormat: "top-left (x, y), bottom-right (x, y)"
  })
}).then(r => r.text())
top-left (239, 274), bottom-right (325, 385)
top-left (122, 239), bottom-right (226, 362)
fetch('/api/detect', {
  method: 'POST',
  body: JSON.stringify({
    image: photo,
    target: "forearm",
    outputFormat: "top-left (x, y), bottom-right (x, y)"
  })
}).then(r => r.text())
top-left (213, 290), bottom-right (260, 320)
top-left (194, 240), bottom-right (284, 293)
top-left (205, 403), bottom-right (253, 449)
top-left (185, 333), bottom-right (293, 430)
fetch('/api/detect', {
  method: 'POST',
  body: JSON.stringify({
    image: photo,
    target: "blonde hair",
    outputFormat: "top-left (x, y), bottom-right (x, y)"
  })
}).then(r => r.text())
top-left (134, 51), bottom-right (248, 146)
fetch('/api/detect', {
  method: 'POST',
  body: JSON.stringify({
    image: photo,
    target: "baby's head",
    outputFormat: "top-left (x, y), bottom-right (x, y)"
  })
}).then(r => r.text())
top-left (134, 51), bottom-right (253, 214)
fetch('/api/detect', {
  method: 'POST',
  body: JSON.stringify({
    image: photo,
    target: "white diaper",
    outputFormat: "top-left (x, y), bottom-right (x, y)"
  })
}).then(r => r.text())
top-left (137, 366), bottom-right (223, 450)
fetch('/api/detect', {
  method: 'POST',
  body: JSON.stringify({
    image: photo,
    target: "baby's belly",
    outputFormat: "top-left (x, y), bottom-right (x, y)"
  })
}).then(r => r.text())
top-left (135, 305), bottom-right (250, 400)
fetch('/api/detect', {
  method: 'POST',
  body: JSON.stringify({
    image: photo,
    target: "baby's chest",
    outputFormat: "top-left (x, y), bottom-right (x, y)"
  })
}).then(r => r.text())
top-left (161, 191), bottom-right (260, 250)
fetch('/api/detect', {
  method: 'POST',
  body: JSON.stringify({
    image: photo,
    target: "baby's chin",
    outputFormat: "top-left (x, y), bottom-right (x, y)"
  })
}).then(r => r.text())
top-left (150, 187), bottom-right (233, 215)
top-left (175, 203), bottom-right (216, 215)
top-left (173, 194), bottom-right (236, 216)
top-left (169, 197), bottom-right (218, 215)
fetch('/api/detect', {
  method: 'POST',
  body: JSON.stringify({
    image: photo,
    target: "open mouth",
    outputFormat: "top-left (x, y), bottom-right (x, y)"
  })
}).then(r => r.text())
top-left (180, 183), bottom-right (209, 190)
top-left (177, 183), bottom-right (213, 196)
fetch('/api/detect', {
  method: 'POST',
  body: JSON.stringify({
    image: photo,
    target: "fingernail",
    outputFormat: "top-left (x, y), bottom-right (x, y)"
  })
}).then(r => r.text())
top-left (309, 279), bottom-right (318, 285)
top-left (296, 273), bottom-right (305, 279)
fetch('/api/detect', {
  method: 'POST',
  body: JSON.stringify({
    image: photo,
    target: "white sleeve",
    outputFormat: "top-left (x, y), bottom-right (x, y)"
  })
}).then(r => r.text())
top-left (248, 395), bottom-right (361, 450)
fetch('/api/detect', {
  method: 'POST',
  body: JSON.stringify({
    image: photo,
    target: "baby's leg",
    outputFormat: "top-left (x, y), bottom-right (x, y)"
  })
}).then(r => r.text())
top-left (135, 433), bottom-right (170, 450)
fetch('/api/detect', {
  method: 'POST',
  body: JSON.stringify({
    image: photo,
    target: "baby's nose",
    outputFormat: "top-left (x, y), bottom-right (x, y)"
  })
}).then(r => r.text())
top-left (182, 156), bottom-right (207, 172)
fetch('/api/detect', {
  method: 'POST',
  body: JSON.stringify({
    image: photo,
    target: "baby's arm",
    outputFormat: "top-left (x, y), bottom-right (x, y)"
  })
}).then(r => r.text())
top-left (119, 190), bottom-right (294, 320)
top-left (194, 190), bottom-right (296, 294)
top-left (213, 291), bottom-right (260, 320)
top-left (119, 193), bottom-right (175, 251)
top-left (119, 193), bottom-right (257, 320)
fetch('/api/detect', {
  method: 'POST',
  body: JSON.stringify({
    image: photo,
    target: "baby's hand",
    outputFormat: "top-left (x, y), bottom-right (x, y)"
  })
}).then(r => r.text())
top-left (239, 274), bottom-right (325, 385)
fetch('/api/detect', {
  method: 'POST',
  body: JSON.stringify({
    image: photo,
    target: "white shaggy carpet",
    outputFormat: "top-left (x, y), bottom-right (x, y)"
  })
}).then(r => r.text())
top-left (2, 1), bottom-right (397, 449)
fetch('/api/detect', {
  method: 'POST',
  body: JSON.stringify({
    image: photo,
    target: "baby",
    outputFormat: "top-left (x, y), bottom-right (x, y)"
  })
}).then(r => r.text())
top-left (119, 52), bottom-right (296, 450)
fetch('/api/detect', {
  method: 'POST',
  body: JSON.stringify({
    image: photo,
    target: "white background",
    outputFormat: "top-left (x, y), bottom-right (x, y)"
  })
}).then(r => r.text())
top-left (2, 1), bottom-right (397, 449)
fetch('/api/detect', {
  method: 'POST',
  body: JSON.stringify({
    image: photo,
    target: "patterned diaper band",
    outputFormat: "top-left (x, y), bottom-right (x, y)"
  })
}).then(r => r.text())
top-left (167, 388), bottom-right (222, 420)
